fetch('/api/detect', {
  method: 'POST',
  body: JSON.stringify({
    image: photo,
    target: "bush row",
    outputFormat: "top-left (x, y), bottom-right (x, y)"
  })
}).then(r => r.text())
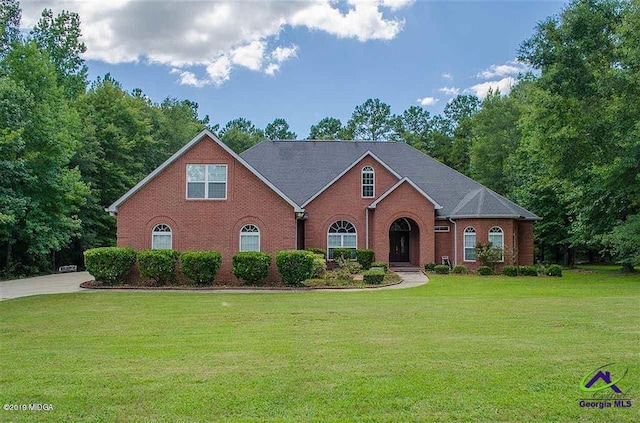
top-left (424, 262), bottom-right (563, 277)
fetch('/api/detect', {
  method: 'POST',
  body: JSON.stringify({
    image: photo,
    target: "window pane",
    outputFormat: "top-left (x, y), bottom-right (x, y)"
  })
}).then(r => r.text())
top-left (362, 185), bottom-right (373, 197)
top-left (187, 165), bottom-right (205, 182)
top-left (362, 173), bottom-right (373, 184)
top-left (187, 182), bottom-right (205, 198)
top-left (343, 234), bottom-right (357, 248)
top-left (240, 234), bottom-right (260, 252)
top-left (464, 248), bottom-right (476, 261)
top-left (489, 234), bottom-right (503, 247)
top-left (464, 234), bottom-right (476, 248)
top-left (328, 235), bottom-right (342, 248)
top-left (208, 165), bottom-right (226, 182)
top-left (208, 182), bottom-right (226, 198)
top-left (153, 234), bottom-right (171, 250)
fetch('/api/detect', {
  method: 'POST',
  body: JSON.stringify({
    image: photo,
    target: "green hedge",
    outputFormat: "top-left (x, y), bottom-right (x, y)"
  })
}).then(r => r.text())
top-left (305, 248), bottom-right (326, 258)
top-left (355, 249), bottom-right (375, 270)
top-left (84, 247), bottom-right (136, 285)
top-left (546, 264), bottom-right (563, 277)
top-left (332, 248), bottom-right (353, 261)
top-left (424, 262), bottom-right (437, 272)
top-left (180, 251), bottom-right (222, 285)
top-left (276, 250), bottom-right (316, 286)
top-left (519, 265), bottom-right (539, 276)
top-left (502, 265), bottom-right (519, 277)
top-left (434, 265), bottom-right (450, 274)
top-left (232, 252), bottom-right (271, 285)
top-left (371, 261), bottom-right (388, 272)
top-left (312, 254), bottom-right (327, 278)
top-left (137, 249), bottom-right (179, 286)
top-left (363, 268), bottom-right (385, 284)
top-left (477, 266), bottom-right (493, 276)
top-left (452, 265), bottom-right (469, 274)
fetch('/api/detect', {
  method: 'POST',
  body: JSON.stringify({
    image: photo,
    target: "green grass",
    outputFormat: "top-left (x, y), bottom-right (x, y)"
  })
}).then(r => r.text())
top-left (1, 267), bottom-right (638, 422)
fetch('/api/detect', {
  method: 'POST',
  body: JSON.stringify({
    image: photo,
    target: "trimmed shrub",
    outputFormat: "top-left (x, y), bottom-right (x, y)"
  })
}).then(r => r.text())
top-left (137, 249), bottom-right (179, 286)
top-left (452, 265), bottom-right (469, 274)
top-left (232, 252), bottom-right (271, 285)
top-left (305, 247), bottom-right (326, 258)
top-left (84, 247), bottom-right (136, 285)
top-left (434, 265), bottom-right (450, 274)
top-left (371, 261), bottom-right (388, 272)
top-left (180, 251), bottom-right (222, 285)
top-left (332, 248), bottom-right (353, 261)
top-left (312, 254), bottom-right (327, 278)
top-left (355, 249), bottom-right (375, 270)
top-left (424, 262), bottom-right (437, 272)
top-left (477, 266), bottom-right (493, 276)
top-left (363, 268), bottom-right (385, 285)
top-left (370, 266), bottom-right (386, 273)
top-left (502, 265), bottom-right (519, 277)
top-left (276, 250), bottom-right (316, 286)
top-left (519, 265), bottom-right (539, 276)
top-left (547, 264), bottom-right (563, 277)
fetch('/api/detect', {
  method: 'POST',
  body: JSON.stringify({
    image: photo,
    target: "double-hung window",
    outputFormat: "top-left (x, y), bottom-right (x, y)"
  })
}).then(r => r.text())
top-left (187, 164), bottom-right (227, 199)
top-left (362, 166), bottom-right (374, 198)
top-left (327, 220), bottom-right (357, 259)
top-left (488, 227), bottom-right (504, 262)
top-left (464, 227), bottom-right (476, 261)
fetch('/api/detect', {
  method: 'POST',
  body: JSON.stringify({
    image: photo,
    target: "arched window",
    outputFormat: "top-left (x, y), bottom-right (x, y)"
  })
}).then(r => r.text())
top-left (463, 226), bottom-right (476, 262)
top-left (240, 224), bottom-right (260, 252)
top-left (362, 166), bottom-right (374, 198)
top-left (390, 218), bottom-right (411, 232)
top-left (327, 220), bottom-right (357, 259)
top-left (152, 224), bottom-right (172, 250)
top-left (489, 226), bottom-right (504, 262)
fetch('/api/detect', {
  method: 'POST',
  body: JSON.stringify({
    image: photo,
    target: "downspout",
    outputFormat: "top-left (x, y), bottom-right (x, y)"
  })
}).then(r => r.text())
top-left (365, 207), bottom-right (369, 249)
top-left (448, 217), bottom-right (457, 265)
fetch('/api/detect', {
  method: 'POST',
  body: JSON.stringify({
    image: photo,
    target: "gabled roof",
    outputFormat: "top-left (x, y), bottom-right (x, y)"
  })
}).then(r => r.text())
top-left (240, 140), bottom-right (540, 220)
top-left (107, 130), bottom-right (302, 213)
top-left (368, 177), bottom-right (443, 210)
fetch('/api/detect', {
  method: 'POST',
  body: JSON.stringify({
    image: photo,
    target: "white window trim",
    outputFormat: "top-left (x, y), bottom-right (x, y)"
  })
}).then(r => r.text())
top-left (489, 226), bottom-right (504, 262)
top-left (152, 224), bottom-right (172, 250)
top-left (434, 226), bottom-right (450, 233)
top-left (463, 226), bottom-right (476, 262)
top-left (361, 166), bottom-right (375, 198)
top-left (186, 164), bottom-right (228, 200)
top-left (327, 220), bottom-right (357, 260)
top-left (239, 224), bottom-right (260, 252)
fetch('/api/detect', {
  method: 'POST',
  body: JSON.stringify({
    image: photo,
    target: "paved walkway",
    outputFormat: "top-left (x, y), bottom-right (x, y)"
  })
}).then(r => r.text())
top-left (0, 271), bottom-right (428, 300)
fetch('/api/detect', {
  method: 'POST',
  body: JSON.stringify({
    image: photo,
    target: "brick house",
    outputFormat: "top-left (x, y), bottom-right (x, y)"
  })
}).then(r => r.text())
top-left (108, 130), bottom-right (539, 281)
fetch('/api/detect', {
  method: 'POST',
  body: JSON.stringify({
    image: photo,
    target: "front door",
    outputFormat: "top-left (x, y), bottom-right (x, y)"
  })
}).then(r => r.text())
top-left (389, 231), bottom-right (410, 262)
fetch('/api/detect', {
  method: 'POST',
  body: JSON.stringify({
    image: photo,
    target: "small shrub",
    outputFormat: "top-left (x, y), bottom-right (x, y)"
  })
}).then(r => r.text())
top-left (312, 254), bottom-right (327, 278)
top-left (232, 252), bottom-right (271, 285)
top-left (519, 265), bottom-right (539, 276)
top-left (305, 247), bottom-right (326, 258)
top-left (276, 250), bottom-right (316, 286)
top-left (424, 262), bottom-right (437, 272)
top-left (332, 248), bottom-right (353, 261)
top-left (355, 249), bottom-right (375, 270)
top-left (452, 265), bottom-right (469, 274)
top-left (370, 266), bottom-right (386, 273)
top-left (547, 264), bottom-right (563, 277)
top-left (363, 268), bottom-right (385, 284)
top-left (180, 251), bottom-right (222, 285)
top-left (84, 247), bottom-right (136, 285)
top-left (477, 266), bottom-right (493, 276)
top-left (137, 249), bottom-right (179, 285)
top-left (475, 242), bottom-right (503, 271)
top-left (502, 265), bottom-right (519, 277)
top-left (434, 265), bottom-right (450, 274)
top-left (371, 261), bottom-right (388, 272)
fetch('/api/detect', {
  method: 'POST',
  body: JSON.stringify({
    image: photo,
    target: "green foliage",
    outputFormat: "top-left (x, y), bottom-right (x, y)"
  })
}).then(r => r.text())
top-left (370, 266), bottom-right (386, 273)
top-left (335, 256), bottom-right (362, 275)
top-left (232, 252), bottom-right (271, 285)
top-left (264, 117), bottom-right (296, 140)
top-left (546, 264), bottom-right (563, 277)
top-left (475, 242), bottom-right (503, 271)
top-left (452, 265), bottom-right (469, 274)
top-left (347, 98), bottom-right (398, 141)
top-left (0, 0), bottom-right (21, 58)
top-left (434, 265), bottom-right (450, 274)
top-left (83, 247), bottom-right (136, 285)
top-left (424, 262), bottom-right (437, 272)
top-left (502, 266), bottom-right (519, 277)
top-left (363, 268), bottom-right (385, 285)
top-left (332, 248), bottom-right (353, 261)
top-left (137, 249), bottom-right (179, 286)
top-left (312, 254), bottom-right (327, 278)
top-left (477, 266), bottom-right (493, 276)
top-left (308, 117), bottom-right (346, 140)
top-left (355, 249), bottom-right (375, 270)
top-left (219, 118), bottom-right (263, 153)
top-left (371, 261), bottom-right (388, 272)
top-left (180, 251), bottom-right (222, 285)
top-left (276, 250), bottom-right (315, 286)
top-left (519, 266), bottom-right (539, 277)
top-left (305, 247), bottom-right (326, 258)
top-left (606, 214), bottom-right (640, 271)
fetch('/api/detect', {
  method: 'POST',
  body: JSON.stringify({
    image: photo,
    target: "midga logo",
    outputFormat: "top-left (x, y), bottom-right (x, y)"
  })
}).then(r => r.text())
top-left (580, 363), bottom-right (628, 393)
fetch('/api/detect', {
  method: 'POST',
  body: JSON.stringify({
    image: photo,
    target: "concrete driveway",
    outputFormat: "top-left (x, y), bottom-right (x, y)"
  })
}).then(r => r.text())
top-left (0, 272), bottom-right (93, 300)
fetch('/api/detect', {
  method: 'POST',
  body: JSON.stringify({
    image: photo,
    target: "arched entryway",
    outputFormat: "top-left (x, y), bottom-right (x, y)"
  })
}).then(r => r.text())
top-left (389, 217), bottom-right (419, 264)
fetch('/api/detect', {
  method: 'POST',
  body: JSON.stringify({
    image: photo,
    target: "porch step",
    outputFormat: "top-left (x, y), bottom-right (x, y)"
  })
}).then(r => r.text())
top-left (389, 265), bottom-right (423, 273)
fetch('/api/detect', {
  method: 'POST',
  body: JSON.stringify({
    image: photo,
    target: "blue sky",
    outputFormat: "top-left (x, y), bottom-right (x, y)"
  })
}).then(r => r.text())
top-left (21, 1), bottom-right (565, 138)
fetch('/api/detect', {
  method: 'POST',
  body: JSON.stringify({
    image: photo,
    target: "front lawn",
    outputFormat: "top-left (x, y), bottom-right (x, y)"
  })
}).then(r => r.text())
top-left (1, 267), bottom-right (638, 422)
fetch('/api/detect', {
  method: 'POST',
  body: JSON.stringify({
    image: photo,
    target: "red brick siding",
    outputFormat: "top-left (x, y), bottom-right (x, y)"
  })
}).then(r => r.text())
top-left (517, 221), bottom-right (535, 266)
top-left (116, 136), bottom-right (295, 282)
top-left (434, 221), bottom-right (454, 266)
top-left (453, 218), bottom-right (517, 272)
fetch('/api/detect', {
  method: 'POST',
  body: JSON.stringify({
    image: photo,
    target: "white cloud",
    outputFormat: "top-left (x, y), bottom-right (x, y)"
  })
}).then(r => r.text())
top-left (476, 60), bottom-right (530, 79)
top-left (468, 77), bottom-right (516, 99)
top-left (170, 68), bottom-right (209, 88)
top-left (264, 63), bottom-right (280, 76)
top-left (441, 72), bottom-right (452, 80)
top-left (20, 0), bottom-right (412, 86)
top-left (438, 86), bottom-right (459, 96)
top-left (417, 97), bottom-right (439, 106)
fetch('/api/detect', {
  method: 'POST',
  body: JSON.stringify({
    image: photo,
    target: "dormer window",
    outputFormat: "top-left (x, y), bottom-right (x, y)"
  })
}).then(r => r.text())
top-left (362, 166), bottom-right (374, 198)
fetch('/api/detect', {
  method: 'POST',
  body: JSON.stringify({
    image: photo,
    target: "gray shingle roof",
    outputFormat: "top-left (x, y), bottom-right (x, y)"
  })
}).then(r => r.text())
top-left (240, 140), bottom-right (539, 220)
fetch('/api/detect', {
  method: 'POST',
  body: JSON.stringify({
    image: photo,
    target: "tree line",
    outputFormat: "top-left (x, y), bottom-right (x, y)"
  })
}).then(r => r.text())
top-left (0, 0), bottom-right (638, 277)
